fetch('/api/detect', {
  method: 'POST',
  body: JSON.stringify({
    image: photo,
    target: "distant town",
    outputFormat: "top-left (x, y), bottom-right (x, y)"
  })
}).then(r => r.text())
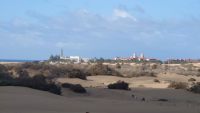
top-left (48, 49), bottom-right (200, 64)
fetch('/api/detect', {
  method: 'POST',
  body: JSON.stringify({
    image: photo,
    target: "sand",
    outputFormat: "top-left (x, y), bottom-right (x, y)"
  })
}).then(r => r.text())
top-left (1, 63), bottom-right (200, 113)
top-left (0, 62), bottom-right (21, 64)
top-left (57, 73), bottom-right (200, 89)
top-left (0, 86), bottom-right (200, 113)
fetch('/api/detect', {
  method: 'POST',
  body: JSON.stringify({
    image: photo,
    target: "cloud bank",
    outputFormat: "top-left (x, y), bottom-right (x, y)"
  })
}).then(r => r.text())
top-left (0, 8), bottom-right (200, 59)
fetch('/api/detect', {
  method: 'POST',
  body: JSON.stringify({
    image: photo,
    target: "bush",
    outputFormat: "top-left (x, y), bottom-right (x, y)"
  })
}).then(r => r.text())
top-left (190, 83), bottom-right (200, 94)
top-left (68, 69), bottom-right (89, 80)
top-left (0, 65), bottom-right (14, 86)
top-left (17, 69), bottom-right (29, 78)
top-left (168, 82), bottom-right (188, 89)
top-left (108, 81), bottom-right (129, 90)
top-left (129, 71), bottom-right (157, 77)
top-left (116, 63), bottom-right (121, 69)
top-left (157, 98), bottom-right (168, 102)
top-left (89, 63), bottom-right (122, 76)
top-left (188, 78), bottom-right (196, 82)
top-left (151, 64), bottom-right (158, 69)
top-left (0, 73), bottom-right (61, 95)
top-left (19, 74), bottom-right (61, 95)
top-left (45, 83), bottom-right (61, 95)
top-left (62, 83), bottom-right (87, 93)
top-left (20, 63), bottom-right (88, 80)
top-left (154, 79), bottom-right (160, 83)
top-left (49, 66), bottom-right (88, 80)
top-left (62, 83), bottom-right (72, 88)
top-left (0, 64), bottom-right (8, 73)
top-left (69, 84), bottom-right (87, 93)
top-left (0, 75), bottom-right (16, 86)
top-left (89, 63), bottom-right (111, 75)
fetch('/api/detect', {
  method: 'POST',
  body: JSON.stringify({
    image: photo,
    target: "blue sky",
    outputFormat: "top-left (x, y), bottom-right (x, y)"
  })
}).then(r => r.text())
top-left (0, 0), bottom-right (200, 60)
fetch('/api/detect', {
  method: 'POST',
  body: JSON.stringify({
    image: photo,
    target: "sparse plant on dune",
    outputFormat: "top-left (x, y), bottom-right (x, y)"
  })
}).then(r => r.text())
top-left (0, 71), bottom-right (61, 95)
top-left (154, 79), bottom-right (160, 83)
top-left (189, 83), bottom-right (200, 94)
top-left (62, 83), bottom-right (87, 93)
top-left (107, 81), bottom-right (130, 90)
top-left (89, 63), bottom-right (122, 76)
top-left (168, 81), bottom-right (188, 89)
top-left (116, 63), bottom-right (121, 69)
top-left (188, 78), bottom-right (196, 82)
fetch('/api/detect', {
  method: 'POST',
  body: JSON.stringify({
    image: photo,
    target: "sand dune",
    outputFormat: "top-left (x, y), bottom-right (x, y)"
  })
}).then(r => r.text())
top-left (57, 73), bottom-right (200, 89)
top-left (0, 62), bottom-right (21, 64)
top-left (0, 86), bottom-right (200, 113)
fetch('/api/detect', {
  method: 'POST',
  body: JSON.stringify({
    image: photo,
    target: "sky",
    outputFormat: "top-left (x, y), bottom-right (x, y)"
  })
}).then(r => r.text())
top-left (0, 0), bottom-right (200, 60)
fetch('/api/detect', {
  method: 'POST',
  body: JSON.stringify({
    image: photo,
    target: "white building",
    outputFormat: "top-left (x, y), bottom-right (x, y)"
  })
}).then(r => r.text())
top-left (69, 56), bottom-right (81, 63)
top-left (59, 49), bottom-right (85, 63)
top-left (60, 55), bottom-right (81, 63)
top-left (132, 52), bottom-right (137, 59)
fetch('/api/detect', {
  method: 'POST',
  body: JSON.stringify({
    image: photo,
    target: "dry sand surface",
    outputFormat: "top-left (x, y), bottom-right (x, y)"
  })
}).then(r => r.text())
top-left (0, 86), bottom-right (200, 113)
top-left (0, 62), bottom-right (21, 64)
top-left (57, 73), bottom-right (200, 88)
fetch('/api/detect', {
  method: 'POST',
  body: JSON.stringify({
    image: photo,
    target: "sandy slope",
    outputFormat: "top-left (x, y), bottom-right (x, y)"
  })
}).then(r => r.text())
top-left (0, 86), bottom-right (200, 113)
top-left (57, 73), bottom-right (200, 89)
top-left (57, 76), bottom-right (168, 88)
top-left (0, 62), bottom-right (21, 64)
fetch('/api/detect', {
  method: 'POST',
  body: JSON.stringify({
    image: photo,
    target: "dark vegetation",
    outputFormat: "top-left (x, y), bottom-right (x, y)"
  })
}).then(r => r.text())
top-left (20, 62), bottom-right (123, 78)
top-left (49, 55), bottom-right (60, 61)
top-left (168, 82), bottom-right (188, 89)
top-left (154, 79), bottom-right (160, 83)
top-left (188, 78), bottom-right (196, 82)
top-left (49, 66), bottom-right (88, 80)
top-left (107, 81), bottom-right (130, 90)
top-left (128, 71), bottom-right (157, 77)
top-left (0, 64), bottom-right (61, 95)
top-left (151, 64), bottom-right (158, 70)
top-left (157, 98), bottom-right (168, 102)
top-left (89, 63), bottom-right (122, 77)
top-left (116, 63), bottom-right (121, 69)
top-left (16, 62), bottom-right (89, 80)
top-left (189, 83), bottom-right (200, 94)
top-left (62, 83), bottom-right (87, 93)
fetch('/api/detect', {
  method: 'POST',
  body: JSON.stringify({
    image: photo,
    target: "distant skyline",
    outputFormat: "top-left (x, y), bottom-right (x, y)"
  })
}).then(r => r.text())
top-left (0, 0), bottom-right (200, 60)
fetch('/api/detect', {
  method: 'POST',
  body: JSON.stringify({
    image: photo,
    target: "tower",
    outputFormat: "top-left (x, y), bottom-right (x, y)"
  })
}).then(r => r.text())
top-left (60, 49), bottom-right (64, 57)
top-left (140, 53), bottom-right (144, 59)
top-left (133, 53), bottom-right (137, 58)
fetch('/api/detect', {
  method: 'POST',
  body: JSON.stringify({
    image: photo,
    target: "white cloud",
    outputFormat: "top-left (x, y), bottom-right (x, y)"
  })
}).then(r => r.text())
top-left (12, 34), bottom-right (45, 47)
top-left (113, 8), bottom-right (137, 21)
top-left (55, 42), bottom-right (84, 49)
top-left (1, 8), bottom-right (200, 58)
